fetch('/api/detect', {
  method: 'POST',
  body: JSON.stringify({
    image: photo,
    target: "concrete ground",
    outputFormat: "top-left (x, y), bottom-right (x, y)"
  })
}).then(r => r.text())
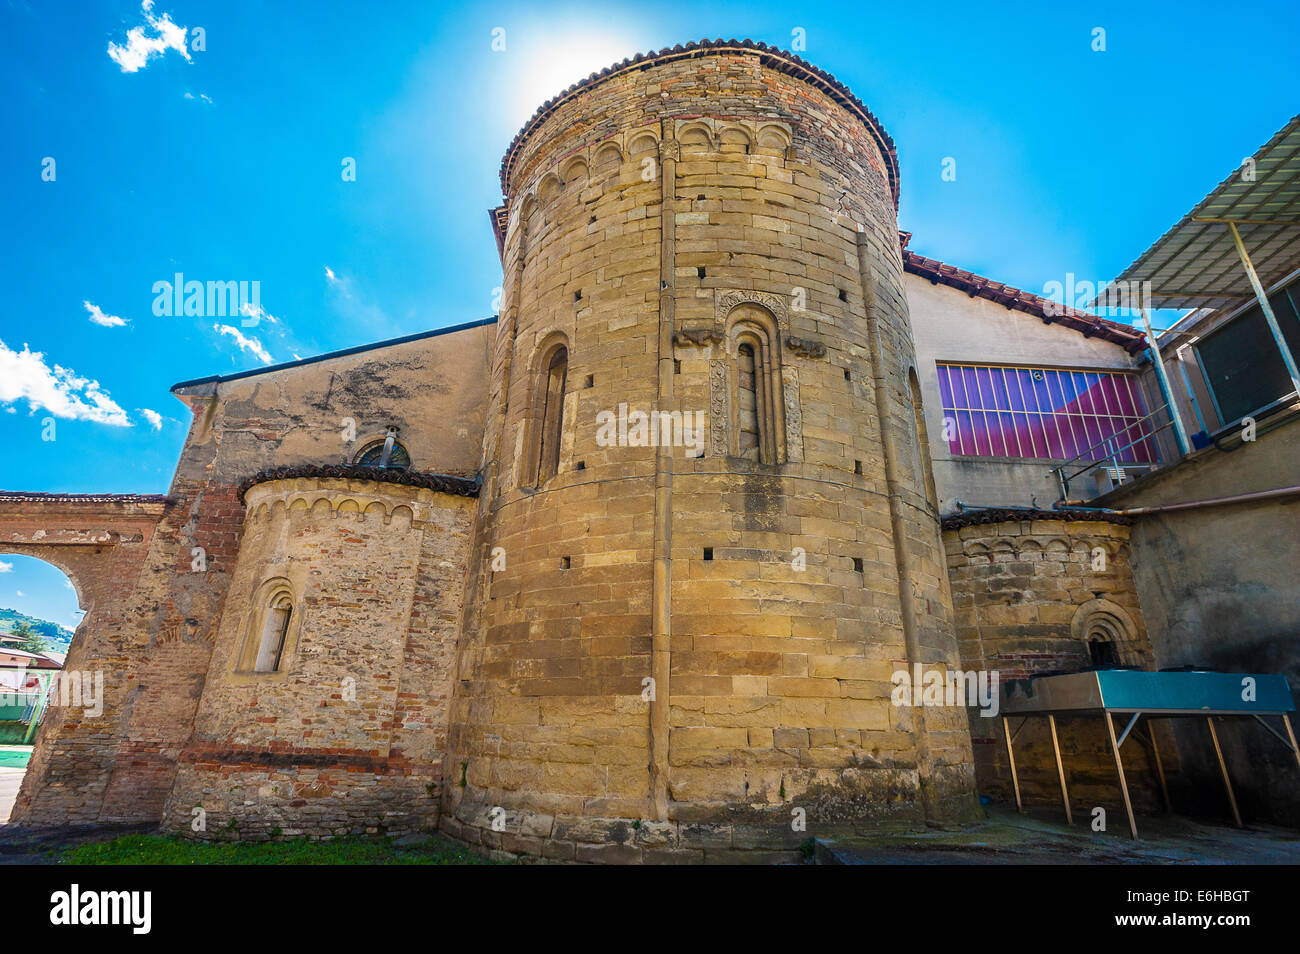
top-left (0, 746), bottom-right (31, 825)
top-left (1, 774), bottom-right (1297, 864)
top-left (817, 803), bottom-right (1300, 864)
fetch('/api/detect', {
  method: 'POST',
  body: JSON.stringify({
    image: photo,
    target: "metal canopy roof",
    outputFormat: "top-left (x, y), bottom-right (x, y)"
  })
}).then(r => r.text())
top-left (1102, 113), bottom-right (1300, 310)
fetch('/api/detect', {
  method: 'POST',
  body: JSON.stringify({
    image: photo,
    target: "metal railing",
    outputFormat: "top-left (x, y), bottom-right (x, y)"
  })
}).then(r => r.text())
top-left (1050, 404), bottom-right (1171, 500)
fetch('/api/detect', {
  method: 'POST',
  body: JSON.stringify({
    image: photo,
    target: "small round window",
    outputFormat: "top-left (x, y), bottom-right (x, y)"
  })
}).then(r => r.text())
top-left (355, 439), bottom-right (411, 470)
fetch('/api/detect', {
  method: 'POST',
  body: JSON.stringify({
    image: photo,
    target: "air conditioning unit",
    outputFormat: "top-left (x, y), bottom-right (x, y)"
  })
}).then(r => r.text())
top-left (1089, 463), bottom-right (1156, 495)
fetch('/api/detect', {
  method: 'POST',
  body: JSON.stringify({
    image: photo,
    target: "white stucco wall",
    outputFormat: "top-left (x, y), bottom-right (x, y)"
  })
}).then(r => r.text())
top-left (905, 273), bottom-right (1143, 512)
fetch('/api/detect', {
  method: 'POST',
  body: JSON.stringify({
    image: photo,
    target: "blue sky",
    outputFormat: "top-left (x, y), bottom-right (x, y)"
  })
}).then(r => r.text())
top-left (0, 555), bottom-right (81, 631)
top-left (1, 0), bottom-right (1298, 624)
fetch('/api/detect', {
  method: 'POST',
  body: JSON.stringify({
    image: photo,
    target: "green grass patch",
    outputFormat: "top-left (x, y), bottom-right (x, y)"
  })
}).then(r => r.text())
top-left (53, 833), bottom-right (500, 865)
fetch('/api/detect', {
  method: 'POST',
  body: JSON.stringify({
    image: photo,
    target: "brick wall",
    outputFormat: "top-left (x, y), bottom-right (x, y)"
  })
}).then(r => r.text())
top-left (160, 478), bottom-right (474, 839)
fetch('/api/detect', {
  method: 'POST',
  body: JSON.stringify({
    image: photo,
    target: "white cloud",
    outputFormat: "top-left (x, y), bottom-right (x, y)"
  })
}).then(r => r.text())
top-left (0, 339), bottom-right (131, 426)
top-left (214, 324), bottom-right (273, 365)
top-left (238, 302), bottom-right (279, 328)
top-left (322, 265), bottom-right (394, 336)
top-left (0, 561), bottom-right (12, 573)
top-left (15, 591), bottom-right (23, 598)
top-left (84, 300), bottom-right (127, 328)
top-left (107, 1), bottom-right (191, 74)
top-left (183, 91), bottom-right (213, 104)
top-left (139, 408), bottom-right (163, 430)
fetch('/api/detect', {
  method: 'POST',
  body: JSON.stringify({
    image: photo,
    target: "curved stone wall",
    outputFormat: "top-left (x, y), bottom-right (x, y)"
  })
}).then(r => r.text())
top-left (161, 476), bottom-right (474, 839)
top-left (446, 45), bottom-right (977, 861)
top-left (943, 514), bottom-right (1173, 814)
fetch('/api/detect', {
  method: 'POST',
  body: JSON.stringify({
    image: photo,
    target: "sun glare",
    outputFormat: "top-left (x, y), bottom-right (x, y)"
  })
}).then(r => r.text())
top-left (504, 29), bottom-right (645, 128)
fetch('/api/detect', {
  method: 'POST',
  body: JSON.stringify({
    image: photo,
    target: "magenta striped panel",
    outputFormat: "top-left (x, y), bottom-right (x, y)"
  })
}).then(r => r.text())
top-left (936, 364), bottom-right (1157, 463)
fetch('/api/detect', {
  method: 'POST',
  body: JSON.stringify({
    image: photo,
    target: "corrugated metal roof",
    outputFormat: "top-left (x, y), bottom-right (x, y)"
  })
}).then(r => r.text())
top-left (1102, 114), bottom-right (1300, 310)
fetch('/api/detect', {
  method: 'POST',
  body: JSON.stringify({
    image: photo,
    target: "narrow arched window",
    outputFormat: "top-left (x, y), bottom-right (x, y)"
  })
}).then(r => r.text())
top-left (728, 315), bottom-right (783, 464)
top-left (1089, 638), bottom-right (1120, 669)
top-left (253, 593), bottom-right (291, 673)
top-left (535, 345), bottom-right (568, 484)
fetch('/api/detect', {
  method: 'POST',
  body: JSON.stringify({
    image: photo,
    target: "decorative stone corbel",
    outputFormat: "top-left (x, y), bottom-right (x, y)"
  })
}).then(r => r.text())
top-left (784, 335), bottom-right (827, 359)
top-left (673, 328), bottom-right (724, 348)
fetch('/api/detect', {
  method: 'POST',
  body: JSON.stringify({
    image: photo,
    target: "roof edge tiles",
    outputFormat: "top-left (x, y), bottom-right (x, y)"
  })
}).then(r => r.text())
top-left (903, 250), bottom-right (1148, 352)
top-left (0, 491), bottom-right (168, 506)
top-left (497, 38), bottom-right (901, 211)
top-left (941, 507), bottom-right (1135, 530)
top-left (238, 465), bottom-right (482, 501)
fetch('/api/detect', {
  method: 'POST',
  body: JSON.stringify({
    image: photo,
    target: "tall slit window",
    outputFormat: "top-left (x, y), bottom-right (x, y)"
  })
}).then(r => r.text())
top-left (736, 343), bottom-right (762, 460)
top-left (535, 345), bottom-right (568, 484)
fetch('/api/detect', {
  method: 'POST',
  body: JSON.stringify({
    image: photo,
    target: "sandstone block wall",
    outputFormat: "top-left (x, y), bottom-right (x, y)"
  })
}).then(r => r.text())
top-left (943, 515), bottom-right (1174, 815)
top-left (445, 44), bottom-right (978, 860)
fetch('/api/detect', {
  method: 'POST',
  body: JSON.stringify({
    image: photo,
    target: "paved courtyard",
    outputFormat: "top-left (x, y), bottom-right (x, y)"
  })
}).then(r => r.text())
top-left (817, 803), bottom-right (1300, 864)
top-left (0, 746), bottom-right (31, 825)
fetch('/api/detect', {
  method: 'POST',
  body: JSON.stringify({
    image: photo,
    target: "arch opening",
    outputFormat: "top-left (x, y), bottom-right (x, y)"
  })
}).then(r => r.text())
top-left (0, 555), bottom-right (78, 824)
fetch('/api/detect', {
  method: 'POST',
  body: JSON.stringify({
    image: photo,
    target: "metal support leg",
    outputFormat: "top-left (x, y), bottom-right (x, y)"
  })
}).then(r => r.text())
top-left (1138, 308), bottom-right (1191, 456)
top-left (1226, 220), bottom-right (1300, 400)
top-left (1002, 716), bottom-right (1023, 814)
top-left (1283, 715), bottom-right (1300, 775)
top-left (1105, 712), bottom-right (1138, 840)
top-left (1048, 714), bottom-right (1072, 824)
top-left (1146, 727), bottom-right (1172, 813)
top-left (1207, 716), bottom-right (1243, 828)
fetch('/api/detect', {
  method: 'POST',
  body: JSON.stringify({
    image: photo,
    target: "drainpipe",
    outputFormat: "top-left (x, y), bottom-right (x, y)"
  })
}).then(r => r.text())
top-left (1138, 306), bottom-right (1191, 457)
top-left (1173, 344), bottom-right (1209, 438)
top-left (378, 427), bottom-right (398, 469)
top-left (1054, 484), bottom-right (1300, 515)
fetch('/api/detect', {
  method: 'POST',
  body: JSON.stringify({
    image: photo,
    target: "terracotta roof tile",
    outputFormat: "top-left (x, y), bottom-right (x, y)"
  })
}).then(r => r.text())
top-left (903, 249), bottom-right (1147, 352)
top-left (239, 465), bottom-right (481, 501)
top-left (0, 491), bottom-right (167, 505)
top-left (941, 507), bottom-right (1134, 530)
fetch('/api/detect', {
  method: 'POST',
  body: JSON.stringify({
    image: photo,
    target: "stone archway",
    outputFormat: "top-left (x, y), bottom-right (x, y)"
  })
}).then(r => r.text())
top-left (0, 491), bottom-right (167, 827)
top-left (0, 492), bottom-right (166, 620)
top-left (1070, 598), bottom-right (1145, 668)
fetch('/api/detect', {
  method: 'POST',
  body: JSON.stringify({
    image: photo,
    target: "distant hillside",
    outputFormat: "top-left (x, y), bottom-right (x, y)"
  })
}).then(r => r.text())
top-left (0, 607), bottom-right (74, 651)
